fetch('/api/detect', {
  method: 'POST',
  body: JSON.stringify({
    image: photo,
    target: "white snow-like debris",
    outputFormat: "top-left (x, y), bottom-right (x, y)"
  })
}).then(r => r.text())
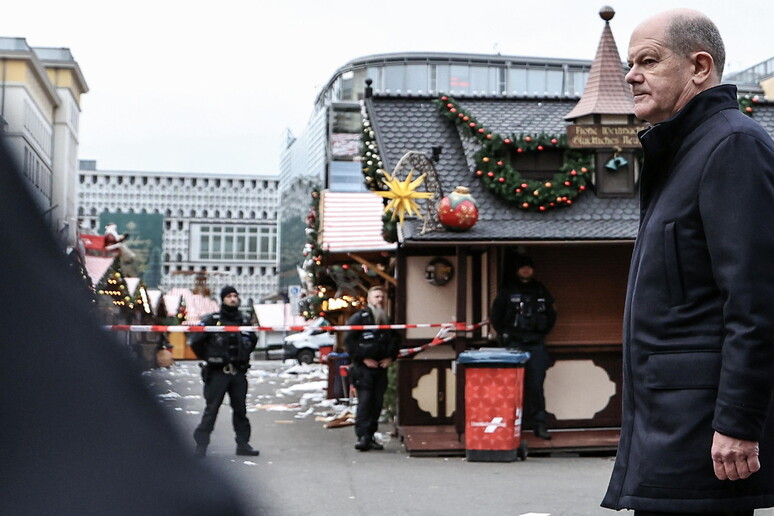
top-left (278, 380), bottom-right (327, 395)
top-left (157, 390), bottom-right (181, 401)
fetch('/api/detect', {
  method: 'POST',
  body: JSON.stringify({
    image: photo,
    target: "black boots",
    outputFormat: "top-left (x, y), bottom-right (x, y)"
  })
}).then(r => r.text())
top-left (197, 443), bottom-right (260, 456)
top-left (236, 444), bottom-right (260, 456)
top-left (354, 435), bottom-right (372, 451)
top-left (534, 425), bottom-right (552, 440)
top-left (354, 435), bottom-right (384, 451)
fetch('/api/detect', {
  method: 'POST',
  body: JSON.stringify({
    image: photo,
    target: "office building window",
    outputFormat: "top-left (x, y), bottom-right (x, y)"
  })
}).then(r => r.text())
top-left (405, 64), bottom-right (428, 93)
top-left (192, 224), bottom-right (276, 261)
top-left (329, 161), bottom-right (366, 192)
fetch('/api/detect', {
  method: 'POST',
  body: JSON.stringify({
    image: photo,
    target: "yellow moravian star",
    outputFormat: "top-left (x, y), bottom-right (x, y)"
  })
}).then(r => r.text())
top-left (374, 169), bottom-right (434, 225)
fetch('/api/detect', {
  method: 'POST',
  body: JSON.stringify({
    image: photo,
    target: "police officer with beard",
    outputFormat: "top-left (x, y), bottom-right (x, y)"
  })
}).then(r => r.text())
top-left (490, 254), bottom-right (556, 440)
top-left (191, 286), bottom-right (259, 458)
top-left (345, 286), bottom-right (400, 451)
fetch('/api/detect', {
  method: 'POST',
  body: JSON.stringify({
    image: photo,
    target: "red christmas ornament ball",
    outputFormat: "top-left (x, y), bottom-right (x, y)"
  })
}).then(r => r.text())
top-left (438, 186), bottom-right (479, 232)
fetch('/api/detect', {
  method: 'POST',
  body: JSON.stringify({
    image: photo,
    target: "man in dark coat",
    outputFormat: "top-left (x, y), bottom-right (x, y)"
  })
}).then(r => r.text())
top-left (602, 9), bottom-right (774, 514)
top-left (345, 285), bottom-right (400, 451)
top-left (191, 286), bottom-right (260, 458)
top-left (0, 143), bottom-right (247, 513)
top-left (490, 253), bottom-right (556, 440)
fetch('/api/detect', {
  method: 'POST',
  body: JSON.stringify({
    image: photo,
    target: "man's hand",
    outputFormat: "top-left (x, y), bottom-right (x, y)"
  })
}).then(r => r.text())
top-left (711, 431), bottom-right (760, 481)
top-left (363, 358), bottom-right (379, 368)
top-left (379, 358), bottom-right (393, 368)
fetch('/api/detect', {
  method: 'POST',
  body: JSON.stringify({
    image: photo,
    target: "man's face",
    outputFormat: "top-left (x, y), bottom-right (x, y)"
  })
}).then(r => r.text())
top-left (223, 292), bottom-right (240, 307)
top-left (625, 18), bottom-right (697, 124)
top-left (367, 290), bottom-right (385, 308)
top-left (517, 265), bottom-right (534, 282)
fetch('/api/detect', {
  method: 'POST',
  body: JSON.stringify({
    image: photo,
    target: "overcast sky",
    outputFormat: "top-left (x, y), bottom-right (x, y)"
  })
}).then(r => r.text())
top-left (2, 1), bottom-right (771, 176)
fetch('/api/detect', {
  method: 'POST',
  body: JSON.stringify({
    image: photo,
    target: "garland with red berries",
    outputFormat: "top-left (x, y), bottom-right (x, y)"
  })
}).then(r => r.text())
top-left (435, 95), bottom-right (594, 212)
top-left (738, 95), bottom-right (759, 117)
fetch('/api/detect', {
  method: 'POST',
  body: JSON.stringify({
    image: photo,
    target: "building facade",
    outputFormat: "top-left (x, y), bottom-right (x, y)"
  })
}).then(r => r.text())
top-left (0, 38), bottom-right (88, 248)
top-left (77, 160), bottom-right (279, 305)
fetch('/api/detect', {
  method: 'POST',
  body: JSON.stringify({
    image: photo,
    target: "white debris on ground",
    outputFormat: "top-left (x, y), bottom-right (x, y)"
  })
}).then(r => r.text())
top-left (145, 359), bottom-right (356, 428)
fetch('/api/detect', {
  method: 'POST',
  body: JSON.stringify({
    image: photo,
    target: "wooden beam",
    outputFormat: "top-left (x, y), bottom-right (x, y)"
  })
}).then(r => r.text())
top-left (346, 253), bottom-right (397, 286)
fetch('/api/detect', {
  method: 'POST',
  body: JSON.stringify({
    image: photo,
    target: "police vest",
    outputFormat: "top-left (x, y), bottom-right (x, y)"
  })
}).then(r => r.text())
top-left (504, 292), bottom-right (551, 333)
top-left (203, 314), bottom-right (254, 365)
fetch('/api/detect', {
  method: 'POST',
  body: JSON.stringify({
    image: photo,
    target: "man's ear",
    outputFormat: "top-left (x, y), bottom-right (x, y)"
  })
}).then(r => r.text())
top-left (692, 51), bottom-right (716, 85)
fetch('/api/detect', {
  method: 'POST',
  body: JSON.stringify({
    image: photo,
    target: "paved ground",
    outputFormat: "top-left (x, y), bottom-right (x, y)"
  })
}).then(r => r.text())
top-left (144, 360), bottom-right (774, 516)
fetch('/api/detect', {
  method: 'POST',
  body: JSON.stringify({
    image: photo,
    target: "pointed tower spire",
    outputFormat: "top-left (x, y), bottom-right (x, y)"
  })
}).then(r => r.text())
top-left (564, 6), bottom-right (633, 120)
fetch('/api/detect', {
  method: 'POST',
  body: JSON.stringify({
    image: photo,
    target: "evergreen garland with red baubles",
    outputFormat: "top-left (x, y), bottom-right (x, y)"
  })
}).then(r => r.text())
top-left (434, 95), bottom-right (594, 212)
top-left (738, 95), bottom-right (760, 117)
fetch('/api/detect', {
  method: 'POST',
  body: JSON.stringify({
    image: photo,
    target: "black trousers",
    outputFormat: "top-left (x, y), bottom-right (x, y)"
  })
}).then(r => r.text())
top-left (353, 365), bottom-right (388, 439)
top-left (634, 511), bottom-right (753, 516)
top-left (507, 338), bottom-right (550, 427)
top-left (193, 367), bottom-right (251, 446)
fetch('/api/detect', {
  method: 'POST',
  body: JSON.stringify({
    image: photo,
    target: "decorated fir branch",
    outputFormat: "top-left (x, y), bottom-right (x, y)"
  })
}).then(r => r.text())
top-left (434, 94), bottom-right (594, 212)
top-left (360, 103), bottom-right (387, 192)
top-left (176, 298), bottom-right (187, 323)
top-left (301, 189), bottom-right (326, 286)
top-left (98, 267), bottom-right (134, 309)
top-left (738, 95), bottom-right (760, 117)
top-left (299, 188), bottom-right (328, 319)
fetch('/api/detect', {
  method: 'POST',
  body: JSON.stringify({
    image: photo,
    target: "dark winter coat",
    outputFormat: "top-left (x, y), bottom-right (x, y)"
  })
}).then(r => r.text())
top-left (190, 309), bottom-right (257, 368)
top-left (344, 307), bottom-right (400, 364)
top-left (602, 85), bottom-right (774, 512)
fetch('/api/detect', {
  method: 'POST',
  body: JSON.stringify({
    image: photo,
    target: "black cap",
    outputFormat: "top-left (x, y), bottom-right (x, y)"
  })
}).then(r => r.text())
top-left (513, 254), bottom-right (534, 269)
top-left (220, 285), bottom-right (238, 301)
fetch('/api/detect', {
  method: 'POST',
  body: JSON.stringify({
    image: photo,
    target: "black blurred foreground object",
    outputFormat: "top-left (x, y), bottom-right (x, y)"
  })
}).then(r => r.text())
top-left (0, 141), bottom-right (248, 515)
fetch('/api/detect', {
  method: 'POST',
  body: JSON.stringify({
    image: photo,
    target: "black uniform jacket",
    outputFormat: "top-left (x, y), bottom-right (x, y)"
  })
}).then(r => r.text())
top-left (602, 85), bottom-right (774, 512)
top-left (344, 307), bottom-right (400, 364)
top-left (190, 310), bottom-right (257, 366)
top-left (489, 279), bottom-right (556, 343)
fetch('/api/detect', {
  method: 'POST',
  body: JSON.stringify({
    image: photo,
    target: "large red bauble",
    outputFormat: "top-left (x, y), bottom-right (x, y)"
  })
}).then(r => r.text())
top-left (438, 186), bottom-right (479, 232)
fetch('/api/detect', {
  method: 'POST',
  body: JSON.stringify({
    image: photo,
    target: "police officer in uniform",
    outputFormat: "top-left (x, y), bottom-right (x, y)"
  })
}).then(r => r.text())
top-left (191, 286), bottom-right (260, 457)
top-left (345, 286), bottom-right (401, 451)
top-left (490, 254), bottom-right (556, 440)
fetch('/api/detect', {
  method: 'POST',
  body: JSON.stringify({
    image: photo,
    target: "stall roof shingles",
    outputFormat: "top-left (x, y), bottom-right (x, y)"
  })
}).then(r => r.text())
top-left (368, 95), bottom-right (640, 241)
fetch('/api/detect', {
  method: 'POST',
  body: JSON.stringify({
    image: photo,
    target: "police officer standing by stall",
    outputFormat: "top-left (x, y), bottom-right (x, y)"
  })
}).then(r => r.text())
top-left (345, 286), bottom-right (401, 452)
top-left (191, 286), bottom-right (259, 458)
top-left (490, 254), bottom-right (556, 440)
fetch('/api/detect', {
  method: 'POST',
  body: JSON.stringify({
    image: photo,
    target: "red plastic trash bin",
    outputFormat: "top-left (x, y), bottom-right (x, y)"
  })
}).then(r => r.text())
top-left (319, 344), bottom-right (333, 362)
top-left (457, 349), bottom-right (530, 462)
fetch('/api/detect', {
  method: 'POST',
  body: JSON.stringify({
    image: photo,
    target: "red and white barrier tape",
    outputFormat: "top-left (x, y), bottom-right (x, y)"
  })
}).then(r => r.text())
top-left (103, 321), bottom-right (488, 333)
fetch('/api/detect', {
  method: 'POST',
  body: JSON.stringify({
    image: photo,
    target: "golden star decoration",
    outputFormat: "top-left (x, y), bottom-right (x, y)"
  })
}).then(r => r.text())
top-left (374, 169), bottom-right (434, 225)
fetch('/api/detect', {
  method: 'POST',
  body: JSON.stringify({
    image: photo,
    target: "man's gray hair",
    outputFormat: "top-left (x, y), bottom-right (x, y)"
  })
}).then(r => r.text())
top-left (665, 13), bottom-right (726, 79)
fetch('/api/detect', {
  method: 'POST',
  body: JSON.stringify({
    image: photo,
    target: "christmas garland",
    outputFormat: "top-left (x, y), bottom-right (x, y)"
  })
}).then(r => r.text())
top-left (738, 95), bottom-right (760, 117)
top-left (360, 103), bottom-right (387, 192)
top-left (360, 102), bottom-right (401, 238)
top-left (435, 95), bottom-right (593, 212)
top-left (299, 189), bottom-right (326, 318)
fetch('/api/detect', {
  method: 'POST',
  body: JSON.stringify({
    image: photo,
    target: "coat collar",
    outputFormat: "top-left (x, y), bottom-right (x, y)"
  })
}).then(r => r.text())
top-left (639, 84), bottom-right (739, 157)
top-left (636, 84), bottom-right (739, 216)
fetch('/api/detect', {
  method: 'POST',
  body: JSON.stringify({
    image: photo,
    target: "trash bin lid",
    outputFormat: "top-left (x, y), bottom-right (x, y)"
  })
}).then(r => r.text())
top-left (456, 349), bottom-right (530, 365)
